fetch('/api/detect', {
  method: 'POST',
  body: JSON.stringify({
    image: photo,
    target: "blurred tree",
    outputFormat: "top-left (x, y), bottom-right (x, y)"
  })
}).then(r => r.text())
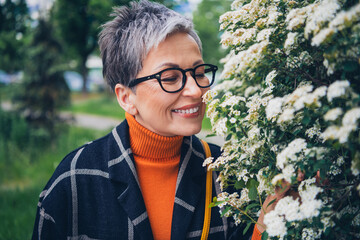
top-left (51, 0), bottom-right (111, 93)
top-left (192, 0), bottom-right (230, 66)
top-left (51, 0), bottom-right (186, 93)
top-left (0, 0), bottom-right (29, 73)
top-left (13, 19), bottom-right (70, 135)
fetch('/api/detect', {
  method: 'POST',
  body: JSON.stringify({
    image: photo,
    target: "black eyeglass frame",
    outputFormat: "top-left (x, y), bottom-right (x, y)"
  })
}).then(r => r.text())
top-left (128, 63), bottom-right (218, 93)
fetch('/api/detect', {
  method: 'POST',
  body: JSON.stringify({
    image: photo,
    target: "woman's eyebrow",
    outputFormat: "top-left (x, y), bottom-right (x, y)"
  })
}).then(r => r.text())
top-left (192, 60), bottom-right (204, 67)
top-left (154, 60), bottom-right (205, 71)
top-left (154, 63), bottom-right (179, 70)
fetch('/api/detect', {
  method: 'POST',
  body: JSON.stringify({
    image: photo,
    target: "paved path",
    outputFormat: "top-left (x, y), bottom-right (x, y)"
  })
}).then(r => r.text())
top-left (1, 102), bottom-right (225, 146)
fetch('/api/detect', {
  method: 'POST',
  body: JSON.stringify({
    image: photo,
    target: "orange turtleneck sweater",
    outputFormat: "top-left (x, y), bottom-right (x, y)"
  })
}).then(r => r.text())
top-left (126, 113), bottom-right (262, 240)
top-left (126, 113), bottom-right (183, 240)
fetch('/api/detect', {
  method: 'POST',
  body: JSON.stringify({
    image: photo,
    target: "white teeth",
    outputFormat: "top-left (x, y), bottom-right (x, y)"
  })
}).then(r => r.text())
top-left (174, 107), bottom-right (199, 114)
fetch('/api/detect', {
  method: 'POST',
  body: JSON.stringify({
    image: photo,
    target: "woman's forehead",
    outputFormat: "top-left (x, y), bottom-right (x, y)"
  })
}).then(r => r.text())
top-left (142, 32), bottom-right (202, 70)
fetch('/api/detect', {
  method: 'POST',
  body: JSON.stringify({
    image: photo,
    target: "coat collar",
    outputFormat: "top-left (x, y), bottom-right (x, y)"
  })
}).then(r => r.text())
top-left (107, 120), bottom-right (208, 240)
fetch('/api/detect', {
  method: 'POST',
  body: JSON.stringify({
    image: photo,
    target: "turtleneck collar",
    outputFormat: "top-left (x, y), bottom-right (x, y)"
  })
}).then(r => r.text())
top-left (125, 112), bottom-right (183, 161)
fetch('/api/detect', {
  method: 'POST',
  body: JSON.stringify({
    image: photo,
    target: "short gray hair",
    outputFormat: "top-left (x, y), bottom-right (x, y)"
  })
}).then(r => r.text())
top-left (98, 0), bottom-right (202, 90)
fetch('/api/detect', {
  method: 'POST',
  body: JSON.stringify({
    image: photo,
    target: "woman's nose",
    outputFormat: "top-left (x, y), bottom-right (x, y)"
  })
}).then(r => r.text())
top-left (182, 73), bottom-right (203, 98)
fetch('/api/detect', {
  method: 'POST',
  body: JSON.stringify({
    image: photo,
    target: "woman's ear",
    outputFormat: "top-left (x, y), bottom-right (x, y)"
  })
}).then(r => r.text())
top-left (114, 84), bottom-right (138, 115)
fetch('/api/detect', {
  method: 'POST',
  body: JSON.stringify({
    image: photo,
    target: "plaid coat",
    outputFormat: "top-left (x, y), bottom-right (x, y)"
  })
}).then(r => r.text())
top-left (32, 119), bottom-right (252, 240)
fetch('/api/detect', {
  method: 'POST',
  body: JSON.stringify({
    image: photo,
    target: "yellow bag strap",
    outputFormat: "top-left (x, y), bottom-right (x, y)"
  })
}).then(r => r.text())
top-left (200, 139), bottom-right (212, 240)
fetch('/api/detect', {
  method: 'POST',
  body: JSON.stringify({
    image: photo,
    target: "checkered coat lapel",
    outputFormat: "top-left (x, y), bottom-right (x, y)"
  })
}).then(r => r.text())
top-left (109, 122), bottom-right (153, 240)
top-left (170, 136), bottom-right (208, 240)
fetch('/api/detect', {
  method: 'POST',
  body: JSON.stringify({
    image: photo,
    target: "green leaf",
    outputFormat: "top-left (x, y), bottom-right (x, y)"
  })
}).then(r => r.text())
top-left (206, 133), bottom-right (217, 138)
top-left (220, 206), bottom-right (231, 217)
top-left (267, 198), bottom-right (277, 208)
top-left (261, 231), bottom-right (268, 240)
top-left (226, 134), bottom-right (232, 141)
top-left (246, 178), bottom-right (259, 188)
top-left (243, 221), bottom-right (252, 235)
top-left (245, 202), bottom-right (259, 212)
top-left (209, 200), bottom-right (225, 208)
top-left (235, 180), bottom-right (245, 190)
top-left (343, 61), bottom-right (358, 72)
top-left (248, 186), bottom-right (257, 201)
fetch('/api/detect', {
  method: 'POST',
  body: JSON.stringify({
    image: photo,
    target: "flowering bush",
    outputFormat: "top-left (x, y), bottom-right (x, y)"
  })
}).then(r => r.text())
top-left (203, 0), bottom-right (360, 239)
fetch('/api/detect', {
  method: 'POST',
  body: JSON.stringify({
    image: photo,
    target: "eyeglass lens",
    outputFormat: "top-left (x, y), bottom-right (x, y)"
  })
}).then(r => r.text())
top-left (159, 65), bottom-right (214, 92)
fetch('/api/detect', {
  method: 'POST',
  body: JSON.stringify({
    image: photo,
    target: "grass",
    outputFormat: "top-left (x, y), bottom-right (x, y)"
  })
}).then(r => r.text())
top-left (0, 126), bottom-right (107, 240)
top-left (63, 92), bottom-right (125, 120)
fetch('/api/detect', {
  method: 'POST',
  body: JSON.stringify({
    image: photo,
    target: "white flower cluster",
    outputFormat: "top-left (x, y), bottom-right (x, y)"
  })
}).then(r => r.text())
top-left (256, 167), bottom-right (272, 195)
top-left (322, 107), bottom-right (360, 144)
top-left (326, 80), bottom-right (350, 102)
top-left (216, 189), bottom-right (251, 221)
top-left (273, 138), bottom-right (307, 184)
top-left (265, 83), bottom-right (327, 124)
top-left (305, 124), bottom-right (321, 139)
top-left (220, 41), bottom-right (269, 80)
top-left (285, 1), bottom-right (360, 75)
top-left (209, 0), bottom-right (360, 238)
top-left (264, 178), bottom-right (324, 238)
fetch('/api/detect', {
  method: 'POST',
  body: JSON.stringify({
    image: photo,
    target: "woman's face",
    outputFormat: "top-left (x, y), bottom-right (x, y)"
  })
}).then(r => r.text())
top-left (129, 32), bottom-right (208, 137)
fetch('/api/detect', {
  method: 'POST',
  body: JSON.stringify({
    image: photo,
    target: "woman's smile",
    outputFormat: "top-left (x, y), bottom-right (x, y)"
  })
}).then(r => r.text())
top-left (172, 103), bottom-right (201, 118)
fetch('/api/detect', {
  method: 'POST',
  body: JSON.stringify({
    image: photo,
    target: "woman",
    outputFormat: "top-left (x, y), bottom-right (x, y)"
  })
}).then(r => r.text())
top-left (32, 1), bottom-right (267, 239)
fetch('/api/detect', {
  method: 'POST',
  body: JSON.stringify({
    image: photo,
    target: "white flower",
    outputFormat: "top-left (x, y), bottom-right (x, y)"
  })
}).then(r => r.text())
top-left (329, 3), bottom-right (360, 30)
top-left (302, 228), bottom-right (321, 240)
top-left (263, 210), bottom-right (287, 237)
top-left (202, 157), bottom-right (214, 168)
top-left (231, 0), bottom-right (246, 10)
top-left (282, 164), bottom-right (296, 183)
top-left (244, 85), bottom-right (260, 97)
top-left (257, 167), bottom-right (272, 195)
top-left (266, 97), bottom-right (283, 121)
top-left (321, 125), bottom-right (341, 141)
top-left (338, 125), bottom-right (356, 143)
top-left (276, 138), bottom-right (307, 169)
top-left (324, 108), bottom-right (343, 121)
top-left (202, 89), bottom-right (218, 103)
top-left (265, 70), bottom-right (277, 89)
top-left (286, 7), bottom-right (308, 30)
top-left (304, 0), bottom-right (341, 38)
top-left (213, 118), bottom-right (228, 136)
top-left (271, 173), bottom-right (285, 185)
top-left (351, 160), bottom-right (360, 176)
top-left (352, 213), bottom-right (360, 226)
top-left (311, 27), bottom-right (336, 46)
top-left (323, 59), bottom-right (336, 75)
top-left (285, 84), bottom-right (313, 105)
top-left (248, 127), bottom-right (260, 140)
top-left (267, 5), bottom-right (281, 25)
top-left (275, 196), bottom-right (302, 221)
top-left (298, 179), bottom-right (323, 218)
top-left (337, 156), bottom-right (345, 166)
top-left (284, 32), bottom-right (298, 51)
top-left (306, 125), bottom-right (321, 139)
top-left (256, 28), bottom-right (275, 42)
top-left (313, 86), bottom-right (327, 98)
top-left (220, 95), bottom-right (246, 108)
top-left (342, 107), bottom-right (360, 126)
top-left (277, 108), bottom-right (295, 123)
top-left (327, 80), bottom-right (350, 102)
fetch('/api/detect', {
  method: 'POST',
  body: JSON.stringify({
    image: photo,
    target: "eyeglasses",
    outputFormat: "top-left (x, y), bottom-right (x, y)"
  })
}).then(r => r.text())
top-left (128, 64), bottom-right (218, 93)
